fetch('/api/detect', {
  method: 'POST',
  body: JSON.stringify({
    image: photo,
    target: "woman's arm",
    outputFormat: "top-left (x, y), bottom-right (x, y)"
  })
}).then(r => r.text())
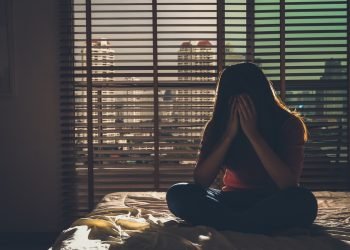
top-left (194, 98), bottom-right (240, 188)
top-left (193, 130), bottom-right (233, 188)
top-left (237, 95), bottom-right (302, 190)
top-left (246, 131), bottom-right (299, 189)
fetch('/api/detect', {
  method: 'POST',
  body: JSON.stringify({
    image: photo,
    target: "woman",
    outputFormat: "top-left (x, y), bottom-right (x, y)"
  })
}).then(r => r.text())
top-left (166, 62), bottom-right (318, 234)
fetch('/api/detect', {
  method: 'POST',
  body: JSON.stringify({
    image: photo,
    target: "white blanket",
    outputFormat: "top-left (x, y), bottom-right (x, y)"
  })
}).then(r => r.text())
top-left (50, 191), bottom-right (350, 250)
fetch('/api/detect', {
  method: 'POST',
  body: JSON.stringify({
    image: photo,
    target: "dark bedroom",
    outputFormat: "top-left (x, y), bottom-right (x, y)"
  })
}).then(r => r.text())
top-left (0, 0), bottom-right (350, 249)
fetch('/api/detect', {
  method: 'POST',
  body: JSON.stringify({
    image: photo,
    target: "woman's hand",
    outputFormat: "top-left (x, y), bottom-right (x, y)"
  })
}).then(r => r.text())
top-left (224, 96), bottom-right (240, 140)
top-left (237, 94), bottom-right (258, 140)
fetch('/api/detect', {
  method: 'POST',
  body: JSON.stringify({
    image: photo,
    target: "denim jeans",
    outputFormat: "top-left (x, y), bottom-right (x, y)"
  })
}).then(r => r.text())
top-left (166, 182), bottom-right (318, 234)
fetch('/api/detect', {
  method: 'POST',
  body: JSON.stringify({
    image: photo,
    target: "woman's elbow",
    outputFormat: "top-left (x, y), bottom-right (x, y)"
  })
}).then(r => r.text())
top-left (193, 168), bottom-right (211, 189)
top-left (277, 178), bottom-right (299, 190)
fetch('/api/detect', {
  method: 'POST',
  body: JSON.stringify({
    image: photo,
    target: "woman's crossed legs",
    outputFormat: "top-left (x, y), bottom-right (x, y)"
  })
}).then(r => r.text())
top-left (166, 182), bottom-right (318, 234)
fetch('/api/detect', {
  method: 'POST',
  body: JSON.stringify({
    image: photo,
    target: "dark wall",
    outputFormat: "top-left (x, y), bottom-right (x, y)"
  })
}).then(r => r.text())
top-left (0, 0), bottom-right (61, 232)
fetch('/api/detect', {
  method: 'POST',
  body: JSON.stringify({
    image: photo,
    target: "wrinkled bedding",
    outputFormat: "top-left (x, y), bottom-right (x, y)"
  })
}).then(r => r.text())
top-left (50, 191), bottom-right (350, 250)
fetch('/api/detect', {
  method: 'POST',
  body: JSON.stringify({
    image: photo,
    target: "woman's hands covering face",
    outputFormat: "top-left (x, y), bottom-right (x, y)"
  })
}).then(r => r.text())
top-left (224, 94), bottom-right (258, 141)
top-left (224, 96), bottom-right (240, 139)
top-left (237, 94), bottom-right (258, 139)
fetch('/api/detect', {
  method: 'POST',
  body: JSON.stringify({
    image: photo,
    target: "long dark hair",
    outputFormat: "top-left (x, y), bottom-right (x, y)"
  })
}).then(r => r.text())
top-left (203, 62), bottom-right (308, 168)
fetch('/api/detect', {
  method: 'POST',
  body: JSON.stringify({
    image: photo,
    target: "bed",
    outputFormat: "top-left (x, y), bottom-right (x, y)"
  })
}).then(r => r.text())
top-left (50, 190), bottom-right (350, 250)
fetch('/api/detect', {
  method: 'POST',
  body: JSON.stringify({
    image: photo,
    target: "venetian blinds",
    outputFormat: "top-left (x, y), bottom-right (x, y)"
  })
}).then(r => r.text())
top-left (60, 0), bottom-right (350, 224)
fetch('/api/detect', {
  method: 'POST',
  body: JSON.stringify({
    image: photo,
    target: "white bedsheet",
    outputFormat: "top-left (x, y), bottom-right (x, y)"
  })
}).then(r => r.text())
top-left (50, 191), bottom-right (350, 250)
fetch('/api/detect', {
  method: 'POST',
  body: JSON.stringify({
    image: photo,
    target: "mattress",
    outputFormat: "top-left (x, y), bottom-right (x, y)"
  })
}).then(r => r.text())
top-left (50, 191), bottom-right (350, 250)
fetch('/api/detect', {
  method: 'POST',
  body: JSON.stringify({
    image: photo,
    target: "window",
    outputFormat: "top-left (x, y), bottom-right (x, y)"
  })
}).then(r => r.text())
top-left (60, 0), bottom-right (350, 224)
